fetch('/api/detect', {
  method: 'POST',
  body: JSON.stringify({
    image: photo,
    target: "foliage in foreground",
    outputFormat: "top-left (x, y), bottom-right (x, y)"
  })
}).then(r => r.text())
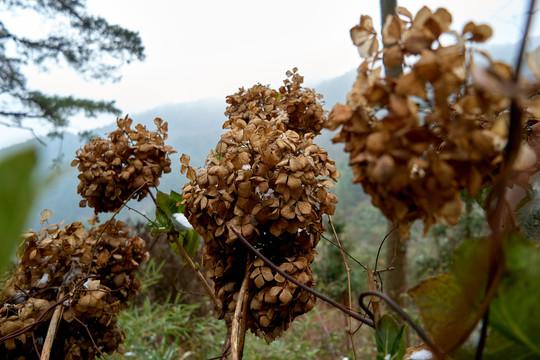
top-left (2, 3), bottom-right (540, 360)
top-left (110, 295), bottom-right (360, 360)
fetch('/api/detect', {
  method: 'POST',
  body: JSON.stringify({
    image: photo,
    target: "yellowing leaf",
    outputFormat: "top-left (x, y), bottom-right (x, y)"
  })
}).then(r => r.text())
top-left (409, 237), bottom-right (490, 354)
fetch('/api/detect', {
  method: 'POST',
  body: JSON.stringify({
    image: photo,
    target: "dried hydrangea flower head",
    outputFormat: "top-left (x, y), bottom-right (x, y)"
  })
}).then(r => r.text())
top-left (72, 116), bottom-right (175, 214)
top-left (182, 70), bottom-right (339, 342)
top-left (0, 219), bottom-right (149, 358)
top-left (327, 6), bottom-right (540, 232)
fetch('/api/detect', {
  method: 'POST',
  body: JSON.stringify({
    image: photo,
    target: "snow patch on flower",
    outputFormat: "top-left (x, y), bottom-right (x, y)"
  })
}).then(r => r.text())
top-left (35, 273), bottom-right (49, 288)
top-left (410, 349), bottom-right (433, 360)
top-left (255, 186), bottom-right (275, 200)
top-left (173, 213), bottom-right (193, 229)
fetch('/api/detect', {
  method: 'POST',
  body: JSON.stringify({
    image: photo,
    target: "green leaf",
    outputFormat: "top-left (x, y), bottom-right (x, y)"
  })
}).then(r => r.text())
top-left (171, 230), bottom-right (199, 264)
top-left (0, 148), bottom-right (37, 273)
top-left (454, 327), bottom-right (537, 360)
top-left (169, 190), bottom-right (184, 212)
top-left (489, 233), bottom-right (540, 356)
top-left (156, 190), bottom-right (181, 217)
top-left (408, 237), bottom-right (490, 353)
top-left (148, 208), bottom-right (172, 238)
top-left (183, 229), bottom-right (200, 260)
top-left (474, 186), bottom-right (491, 210)
top-left (375, 314), bottom-right (407, 360)
top-left (155, 208), bottom-right (170, 228)
top-left (169, 236), bottom-right (181, 255)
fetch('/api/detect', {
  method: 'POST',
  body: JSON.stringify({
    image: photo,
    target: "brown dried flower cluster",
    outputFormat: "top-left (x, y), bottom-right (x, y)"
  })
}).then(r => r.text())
top-left (327, 6), bottom-right (540, 231)
top-left (224, 68), bottom-right (327, 135)
top-left (182, 70), bottom-right (339, 342)
top-left (72, 116), bottom-right (175, 213)
top-left (0, 220), bottom-right (149, 359)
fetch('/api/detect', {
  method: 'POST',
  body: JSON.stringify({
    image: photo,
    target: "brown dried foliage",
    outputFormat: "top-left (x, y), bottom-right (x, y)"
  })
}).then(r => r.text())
top-left (326, 6), bottom-right (540, 231)
top-left (0, 220), bottom-right (149, 359)
top-left (182, 70), bottom-right (339, 342)
top-left (72, 116), bottom-right (175, 213)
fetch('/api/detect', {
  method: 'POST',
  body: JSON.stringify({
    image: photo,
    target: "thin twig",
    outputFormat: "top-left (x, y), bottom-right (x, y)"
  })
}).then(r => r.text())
top-left (229, 225), bottom-right (375, 328)
top-left (321, 234), bottom-right (367, 270)
top-left (231, 269), bottom-right (249, 360)
top-left (220, 327), bottom-right (232, 360)
top-left (124, 204), bottom-right (155, 224)
top-left (328, 216), bottom-right (357, 360)
top-left (41, 292), bottom-right (65, 360)
top-left (32, 332), bottom-right (42, 360)
top-left (238, 278), bottom-right (250, 359)
top-left (359, 291), bottom-right (444, 358)
top-left (72, 316), bottom-right (106, 358)
top-left (374, 223), bottom-right (399, 272)
top-left (366, 264), bottom-right (380, 324)
top-left (171, 235), bottom-right (230, 323)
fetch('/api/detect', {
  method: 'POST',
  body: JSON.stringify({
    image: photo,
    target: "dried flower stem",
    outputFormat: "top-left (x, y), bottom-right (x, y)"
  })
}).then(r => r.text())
top-left (237, 274), bottom-right (250, 359)
top-left (72, 316), bottom-right (105, 358)
top-left (171, 235), bottom-right (229, 323)
top-left (328, 216), bottom-right (357, 360)
top-left (231, 269), bottom-right (249, 360)
top-left (41, 292), bottom-right (64, 360)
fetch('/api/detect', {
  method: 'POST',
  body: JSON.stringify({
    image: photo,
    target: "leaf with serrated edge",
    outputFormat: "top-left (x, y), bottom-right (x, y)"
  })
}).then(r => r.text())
top-left (409, 237), bottom-right (489, 353)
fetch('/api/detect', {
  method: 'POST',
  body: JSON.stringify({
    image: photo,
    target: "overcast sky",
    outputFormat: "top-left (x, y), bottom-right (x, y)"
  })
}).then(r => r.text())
top-left (1, 0), bottom-right (539, 148)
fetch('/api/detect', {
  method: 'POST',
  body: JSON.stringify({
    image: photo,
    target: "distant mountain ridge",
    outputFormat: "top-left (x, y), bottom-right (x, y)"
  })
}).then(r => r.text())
top-left (3, 36), bottom-right (538, 231)
top-left (3, 71), bottom-right (355, 231)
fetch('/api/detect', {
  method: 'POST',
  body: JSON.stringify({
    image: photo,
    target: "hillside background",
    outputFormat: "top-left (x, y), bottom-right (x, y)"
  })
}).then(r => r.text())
top-left (1, 38), bottom-right (537, 237)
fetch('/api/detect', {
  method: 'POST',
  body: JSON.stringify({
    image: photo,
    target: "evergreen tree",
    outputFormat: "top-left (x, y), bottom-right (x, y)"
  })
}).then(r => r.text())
top-left (0, 0), bottom-right (145, 138)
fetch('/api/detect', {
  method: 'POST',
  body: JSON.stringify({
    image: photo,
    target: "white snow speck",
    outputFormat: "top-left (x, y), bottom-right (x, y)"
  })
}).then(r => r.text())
top-left (83, 278), bottom-right (92, 289)
top-left (410, 349), bottom-right (433, 360)
top-left (36, 273), bottom-right (49, 287)
top-left (173, 213), bottom-right (193, 229)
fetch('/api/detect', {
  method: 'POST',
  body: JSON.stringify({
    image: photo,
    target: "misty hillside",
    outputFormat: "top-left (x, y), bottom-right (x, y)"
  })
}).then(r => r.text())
top-left (2, 71), bottom-right (355, 231)
top-left (3, 36), bottom-right (538, 232)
